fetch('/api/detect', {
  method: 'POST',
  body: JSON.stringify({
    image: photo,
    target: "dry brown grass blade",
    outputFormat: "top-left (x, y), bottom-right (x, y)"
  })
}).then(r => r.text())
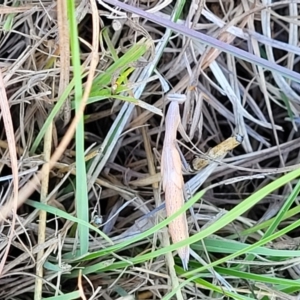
top-left (0, 6), bottom-right (35, 14)
top-left (34, 122), bottom-right (52, 299)
top-left (2, 238), bottom-right (58, 276)
top-left (201, 29), bottom-right (239, 71)
top-left (138, 105), bottom-right (160, 190)
top-left (0, 70), bottom-right (19, 275)
top-left (78, 270), bottom-right (87, 300)
top-left (200, 4), bottom-right (252, 70)
top-left (57, 0), bottom-right (71, 126)
top-left (129, 173), bottom-right (161, 187)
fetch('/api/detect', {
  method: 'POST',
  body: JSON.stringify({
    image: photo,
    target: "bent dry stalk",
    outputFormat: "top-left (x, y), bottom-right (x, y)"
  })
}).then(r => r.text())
top-left (161, 96), bottom-right (189, 270)
top-left (192, 134), bottom-right (243, 170)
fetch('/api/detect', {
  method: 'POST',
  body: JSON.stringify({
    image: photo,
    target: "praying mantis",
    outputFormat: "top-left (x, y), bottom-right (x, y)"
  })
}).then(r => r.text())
top-left (161, 94), bottom-right (243, 270)
top-left (161, 95), bottom-right (190, 270)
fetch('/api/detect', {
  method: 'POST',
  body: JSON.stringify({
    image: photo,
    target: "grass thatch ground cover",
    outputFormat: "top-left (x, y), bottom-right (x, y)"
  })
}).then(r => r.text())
top-left (1, 0), bottom-right (300, 299)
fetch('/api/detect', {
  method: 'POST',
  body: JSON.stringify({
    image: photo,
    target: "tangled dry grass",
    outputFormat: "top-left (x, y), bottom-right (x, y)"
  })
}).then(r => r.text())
top-left (1, 0), bottom-right (300, 299)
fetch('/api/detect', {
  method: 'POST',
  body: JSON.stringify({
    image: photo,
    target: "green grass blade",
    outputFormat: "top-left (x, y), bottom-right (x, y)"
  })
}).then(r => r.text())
top-left (281, 92), bottom-right (295, 122)
top-left (265, 180), bottom-right (300, 237)
top-left (214, 267), bottom-right (300, 287)
top-left (67, 0), bottom-right (89, 255)
top-left (30, 78), bottom-right (76, 154)
top-left (162, 274), bottom-right (252, 300)
top-left (42, 291), bottom-right (81, 300)
top-left (228, 204), bottom-right (300, 239)
top-left (102, 28), bottom-right (119, 62)
top-left (192, 238), bottom-right (300, 257)
top-left (26, 199), bottom-right (113, 244)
